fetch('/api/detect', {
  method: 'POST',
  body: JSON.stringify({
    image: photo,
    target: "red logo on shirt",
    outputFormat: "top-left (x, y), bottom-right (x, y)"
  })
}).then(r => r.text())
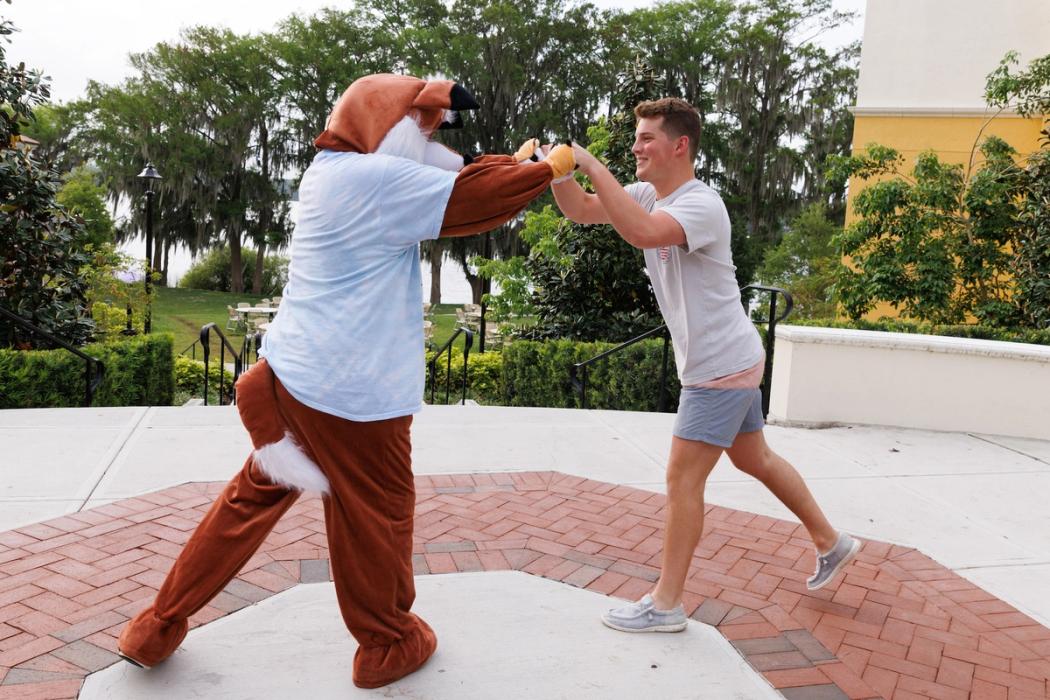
top-left (658, 246), bottom-right (670, 262)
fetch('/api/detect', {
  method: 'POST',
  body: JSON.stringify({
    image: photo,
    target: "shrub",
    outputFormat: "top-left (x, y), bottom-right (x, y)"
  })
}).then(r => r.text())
top-left (173, 354), bottom-right (235, 404)
top-left (502, 338), bottom-right (681, 412)
top-left (0, 18), bottom-right (96, 348)
top-left (0, 334), bottom-right (174, 408)
top-left (789, 318), bottom-right (1050, 346)
top-left (179, 246), bottom-right (288, 295)
top-left (426, 350), bottom-right (504, 405)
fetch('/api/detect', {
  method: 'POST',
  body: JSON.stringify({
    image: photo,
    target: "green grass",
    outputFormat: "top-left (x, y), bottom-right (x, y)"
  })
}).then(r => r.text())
top-left (153, 291), bottom-right (504, 357)
top-left (153, 287), bottom-right (268, 356)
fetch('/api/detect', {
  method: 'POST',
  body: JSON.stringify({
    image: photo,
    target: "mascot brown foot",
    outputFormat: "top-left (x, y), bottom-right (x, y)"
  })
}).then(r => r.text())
top-left (117, 609), bottom-right (188, 668)
top-left (353, 613), bottom-right (437, 688)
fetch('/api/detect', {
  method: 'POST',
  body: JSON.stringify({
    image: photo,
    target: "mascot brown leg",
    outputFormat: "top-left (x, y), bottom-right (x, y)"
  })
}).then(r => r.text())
top-left (272, 378), bottom-right (436, 689)
top-left (118, 457), bottom-right (299, 667)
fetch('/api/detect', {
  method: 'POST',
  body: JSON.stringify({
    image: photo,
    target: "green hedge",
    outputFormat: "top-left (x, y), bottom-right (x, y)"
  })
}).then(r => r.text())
top-left (426, 350), bottom-right (504, 405)
top-left (502, 339), bottom-right (681, 412)
top-left (0, 334), bottom-right (174, 408)
top-left (173, 355), bottom-right (236, 405)
top-left (790, 318), bottom-right (1050, 346)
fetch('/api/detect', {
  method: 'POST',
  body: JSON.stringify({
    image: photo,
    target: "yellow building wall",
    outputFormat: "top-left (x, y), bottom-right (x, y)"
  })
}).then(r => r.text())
top-left (844, 113), bottom-right (1045, 320)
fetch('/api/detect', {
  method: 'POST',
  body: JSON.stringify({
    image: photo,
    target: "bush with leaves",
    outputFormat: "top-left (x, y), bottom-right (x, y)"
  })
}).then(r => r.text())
top-left (829, 139), bottom-right (1028, 326)
top-left (0, 15), bottom-right (95, 348)
top-left (789, 317), bottom-right (1050, 347)
top-left (173, 354), bottom-right (234, 405)
top-left (82, 247), bottom-right (152, 341)
top-left (0, 333), bottom-right (173, 408)
top-left (1014, 147), bottom-right (1050, 329)
top-left (179, 245), bottom-right (289, 295)
top-left (502, 338), bottom-right (680, 411)
top-left (831, 50), bottom-right (1050, 328)
top-left (425, 350), bottom-right (504, 405)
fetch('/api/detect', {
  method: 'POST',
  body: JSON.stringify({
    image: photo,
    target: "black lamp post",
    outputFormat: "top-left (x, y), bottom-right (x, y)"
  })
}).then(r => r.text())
top-left (137, 162), bottom-right (162, 334)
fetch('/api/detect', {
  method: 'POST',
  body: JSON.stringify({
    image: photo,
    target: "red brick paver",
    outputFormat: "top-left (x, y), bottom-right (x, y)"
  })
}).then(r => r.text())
top-left (0, 472), bottom-right (1047, 698)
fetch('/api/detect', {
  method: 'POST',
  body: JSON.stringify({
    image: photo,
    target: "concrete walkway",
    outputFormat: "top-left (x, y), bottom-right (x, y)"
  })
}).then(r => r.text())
top-left (2, 405), bottom-right (1049, 698)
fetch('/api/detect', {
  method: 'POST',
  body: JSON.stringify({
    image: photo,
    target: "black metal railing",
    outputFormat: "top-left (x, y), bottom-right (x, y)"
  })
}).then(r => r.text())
top-left (179, 338), bottom-right (200, 360)
top-left (745, 284), bottom-right (794, 416)
top-left (199, 323), bottom-right (244, 406)
top-left (240, 330), bottom-right (262, 372)
top-left (0, 306), bottom-right (105, 407)
top-left (570, 325), bottom-right (672, 411)
top-left (570, 284), bottom-right (794, 417)
top-left (426, 326), bottom-right (474, 406)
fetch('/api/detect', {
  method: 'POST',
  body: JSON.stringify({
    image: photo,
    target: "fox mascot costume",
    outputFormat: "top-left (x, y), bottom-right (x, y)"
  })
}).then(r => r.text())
top-left (117, 74), bottom-right (574, 688)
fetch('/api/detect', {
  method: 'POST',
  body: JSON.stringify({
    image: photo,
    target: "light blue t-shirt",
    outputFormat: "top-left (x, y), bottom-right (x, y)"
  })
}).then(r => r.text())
top-left (260, 150), bottom-right (457, 421)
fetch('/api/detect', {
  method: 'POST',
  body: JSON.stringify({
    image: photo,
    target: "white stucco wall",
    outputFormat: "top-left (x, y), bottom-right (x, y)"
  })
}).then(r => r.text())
top-left (768, 326), bottom-right (1050, 440)
top-left (855, 0), bottom-right (1050, 114)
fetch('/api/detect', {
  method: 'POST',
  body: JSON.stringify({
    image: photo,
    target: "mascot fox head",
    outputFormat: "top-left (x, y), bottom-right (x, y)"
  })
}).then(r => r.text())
top-left (314, 73), bottom-right (480, 171)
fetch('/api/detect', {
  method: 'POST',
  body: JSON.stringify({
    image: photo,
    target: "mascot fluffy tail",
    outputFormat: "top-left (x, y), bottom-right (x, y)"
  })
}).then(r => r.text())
top-left (236, 360), bottom-right (331, 494)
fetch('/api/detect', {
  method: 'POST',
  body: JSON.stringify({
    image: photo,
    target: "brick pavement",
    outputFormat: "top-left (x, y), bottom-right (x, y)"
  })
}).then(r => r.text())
top-left (1, 471), bottom-right (1048, 699)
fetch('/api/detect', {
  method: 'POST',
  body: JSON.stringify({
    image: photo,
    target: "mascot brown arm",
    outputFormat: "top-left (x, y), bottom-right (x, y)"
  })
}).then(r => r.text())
top-left (439, 145), bottom-right (575, 238)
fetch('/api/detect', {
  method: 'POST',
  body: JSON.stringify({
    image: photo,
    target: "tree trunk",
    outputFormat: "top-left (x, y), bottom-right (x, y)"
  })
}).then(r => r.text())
top-left (230, 231), bottom-right (244, 294)
top-left (161, 237), bottom-right (171, 287)
top-left (152, 233), bottom-right (165, 285)
top-left (429, 243), bottom-right (442, 304)
top-left (253, 242), bottom-right (266, 295)
top-left (467, 271), bottom-right (484, 305)
top-left (254, 123), bottom-right (270, 296)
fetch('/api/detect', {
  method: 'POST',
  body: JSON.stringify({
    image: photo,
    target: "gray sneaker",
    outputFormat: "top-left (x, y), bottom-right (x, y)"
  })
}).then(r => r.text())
top-left (807, 533), bottom-right (861, 591)
top-left (601, 594), bottom-right (688, 633)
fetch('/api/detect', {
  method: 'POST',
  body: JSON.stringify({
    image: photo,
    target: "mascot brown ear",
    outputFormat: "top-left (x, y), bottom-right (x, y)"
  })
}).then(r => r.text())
top-left (438, 85), bottom-right (480, 129)
top-left (314, 74), bottom-right (480, 153)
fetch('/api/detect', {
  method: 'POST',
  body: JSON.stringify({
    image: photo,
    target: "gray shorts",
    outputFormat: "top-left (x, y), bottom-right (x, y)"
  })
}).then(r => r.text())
top-left (673, 387), bottom-right (764, 448)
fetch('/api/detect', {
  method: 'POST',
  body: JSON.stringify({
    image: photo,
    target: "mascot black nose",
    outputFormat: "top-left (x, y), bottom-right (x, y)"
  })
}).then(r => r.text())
top-left (450, 84), bottom-right (480, 111)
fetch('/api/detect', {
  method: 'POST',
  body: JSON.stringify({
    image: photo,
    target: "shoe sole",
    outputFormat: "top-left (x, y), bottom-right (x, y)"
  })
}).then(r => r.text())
top-left (601, 617), bottom-right (687, 633)
top-left (807, 538), bottom-right (862, 591)
top-left (118, 651), bottom-right (151, 670)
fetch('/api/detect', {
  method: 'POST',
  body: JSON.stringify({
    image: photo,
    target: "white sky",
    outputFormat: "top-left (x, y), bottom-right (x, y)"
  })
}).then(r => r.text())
top-left (6, 0), bottom-right (865, 105)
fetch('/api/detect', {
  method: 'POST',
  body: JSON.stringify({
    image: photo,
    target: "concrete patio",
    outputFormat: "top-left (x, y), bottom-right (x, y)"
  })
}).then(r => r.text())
top-left (1, 404), bottom-right (1049, 698)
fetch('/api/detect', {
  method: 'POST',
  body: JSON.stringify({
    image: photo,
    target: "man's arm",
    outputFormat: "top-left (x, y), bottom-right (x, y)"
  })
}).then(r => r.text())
top-left (569, 144), bottom-right (686, 249)
top-left (551, 177), bottom-right (611, 225)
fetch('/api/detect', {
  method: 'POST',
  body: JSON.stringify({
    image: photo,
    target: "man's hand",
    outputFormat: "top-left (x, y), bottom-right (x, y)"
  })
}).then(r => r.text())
top-left (570, 142), bottom-right (602, 177)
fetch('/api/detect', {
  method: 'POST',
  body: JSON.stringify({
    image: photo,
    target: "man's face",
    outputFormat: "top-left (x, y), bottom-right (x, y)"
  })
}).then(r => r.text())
top-left (632, 116), bottom-right (685, 182)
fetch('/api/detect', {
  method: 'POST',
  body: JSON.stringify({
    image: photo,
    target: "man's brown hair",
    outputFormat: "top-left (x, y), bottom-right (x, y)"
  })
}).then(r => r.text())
top-left (634, 98), bottom-right (701, 162)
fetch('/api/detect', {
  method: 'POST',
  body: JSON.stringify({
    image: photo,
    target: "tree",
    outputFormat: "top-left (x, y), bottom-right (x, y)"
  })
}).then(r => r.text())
top-left (76, 28), bottom-right (292, 293)
top-left (757, 203), bottom-right (838, 318)
top-left (0, 12), bottom-right (94, 347)
top-left (479, 59), bottom-right (665, 341)
top-left (985, 50), bottom-right (1050, 329)
top-left (56, 166), bottom-right (116, 249)
top-left (22, 103), bottom-right (81, 172)
top-left (614, 0), bottom-right (857, 285)
top-left (830, 140), bottom-right (1024, 325)
top-left (392, 0), bottom-right (610, 303)
top-left (832, 50), bottom-right (1050, 328)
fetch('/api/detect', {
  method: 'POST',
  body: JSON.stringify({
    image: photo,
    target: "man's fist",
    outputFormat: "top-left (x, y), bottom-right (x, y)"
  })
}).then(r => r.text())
top-left (544, 144), bottom-right (576, 180)
top-left (512, 137), bottom-right (540, 163)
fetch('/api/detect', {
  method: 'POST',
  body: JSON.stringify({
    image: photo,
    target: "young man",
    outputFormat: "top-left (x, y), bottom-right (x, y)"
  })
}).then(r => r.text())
top-left (547, 98), bottom-right (859, 633)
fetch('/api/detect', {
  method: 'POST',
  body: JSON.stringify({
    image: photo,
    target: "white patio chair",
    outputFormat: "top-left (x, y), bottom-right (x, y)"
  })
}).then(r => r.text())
top-left (226, 305), bottom-right (241, 331)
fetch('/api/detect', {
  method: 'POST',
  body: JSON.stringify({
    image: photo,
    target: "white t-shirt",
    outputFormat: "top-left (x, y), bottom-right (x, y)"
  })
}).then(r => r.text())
top-left (260, 150), bottom-right (457, 421)
top-left (625, 179), bottom-right (764, 385)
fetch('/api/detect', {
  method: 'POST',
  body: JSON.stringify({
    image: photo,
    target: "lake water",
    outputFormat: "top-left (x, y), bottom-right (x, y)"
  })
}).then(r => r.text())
top-left (120, 240), bottom-right (480, 304)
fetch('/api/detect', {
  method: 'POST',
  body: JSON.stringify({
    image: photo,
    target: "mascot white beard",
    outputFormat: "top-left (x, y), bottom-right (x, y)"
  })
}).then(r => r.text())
top-left (376, 111), bottom-right (467, 172)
